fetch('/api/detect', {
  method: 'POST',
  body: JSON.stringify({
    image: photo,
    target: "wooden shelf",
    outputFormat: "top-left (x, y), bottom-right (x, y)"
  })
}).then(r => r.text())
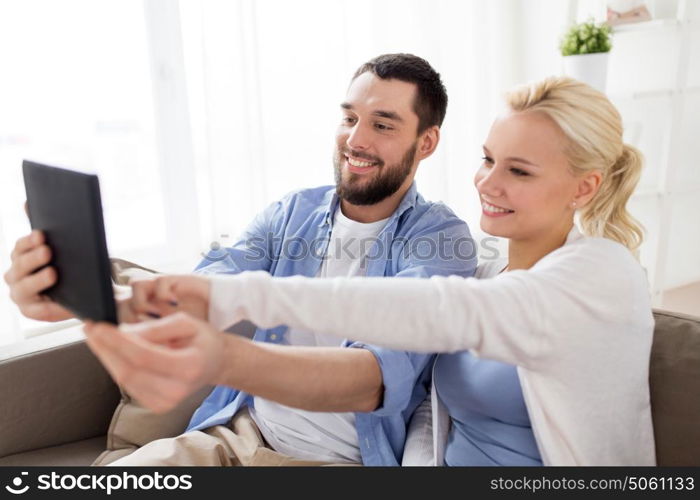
top-left (608, 86), bottom-right (700, 101)
top-left (612, 18), bottom-right (681, 34)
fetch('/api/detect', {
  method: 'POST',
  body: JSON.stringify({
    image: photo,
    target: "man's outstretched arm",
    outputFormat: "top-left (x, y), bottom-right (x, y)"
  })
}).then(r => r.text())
top-left (83, 313), bottom-right (383, 414)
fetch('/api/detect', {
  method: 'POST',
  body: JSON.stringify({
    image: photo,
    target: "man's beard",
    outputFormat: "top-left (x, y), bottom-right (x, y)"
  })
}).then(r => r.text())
top-left (334, 142), bottom-right (417, 206)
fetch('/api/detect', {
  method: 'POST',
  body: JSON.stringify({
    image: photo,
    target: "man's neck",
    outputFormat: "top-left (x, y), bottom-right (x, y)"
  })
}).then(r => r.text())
top-left (340, 179), bottom-right (413, 223)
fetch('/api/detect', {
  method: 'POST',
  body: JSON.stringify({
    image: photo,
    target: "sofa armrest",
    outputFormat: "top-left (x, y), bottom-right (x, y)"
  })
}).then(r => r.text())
top-left (0, 338), bottom-right (120, 459)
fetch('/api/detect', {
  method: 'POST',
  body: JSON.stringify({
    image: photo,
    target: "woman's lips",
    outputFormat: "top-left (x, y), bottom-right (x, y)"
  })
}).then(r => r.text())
top-left (481, 200), bottom-right (515, 217)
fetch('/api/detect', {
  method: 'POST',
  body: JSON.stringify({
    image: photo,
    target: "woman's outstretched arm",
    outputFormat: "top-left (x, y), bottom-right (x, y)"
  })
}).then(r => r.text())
top-left (211, 269), bottom-right (551, 368)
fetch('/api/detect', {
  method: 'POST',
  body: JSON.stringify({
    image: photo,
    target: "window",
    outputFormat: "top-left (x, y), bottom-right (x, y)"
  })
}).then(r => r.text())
top-left (0, 0), bottom-right (198, 344)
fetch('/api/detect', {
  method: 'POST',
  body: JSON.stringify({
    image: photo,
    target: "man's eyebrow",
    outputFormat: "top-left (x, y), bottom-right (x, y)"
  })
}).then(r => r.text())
top-left (482, 145), bottom-right (540, 167)
top-left (340, 103), bottom-right (404, 122)
top-left (373, 110), bottom-right (403, 122)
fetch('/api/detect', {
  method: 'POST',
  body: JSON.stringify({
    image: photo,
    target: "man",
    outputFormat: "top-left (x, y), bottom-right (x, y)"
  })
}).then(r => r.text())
top-left (5, 53), bottom-right (476, 466)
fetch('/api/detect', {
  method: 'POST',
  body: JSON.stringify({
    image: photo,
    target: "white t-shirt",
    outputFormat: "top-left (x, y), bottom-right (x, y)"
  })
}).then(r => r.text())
top-left (249, 207), bottom-right (389, 463)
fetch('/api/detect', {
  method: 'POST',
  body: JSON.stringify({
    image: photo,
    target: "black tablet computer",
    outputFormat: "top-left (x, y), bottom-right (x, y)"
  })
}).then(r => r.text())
top-left (22, 160), bottom-right (118, 324)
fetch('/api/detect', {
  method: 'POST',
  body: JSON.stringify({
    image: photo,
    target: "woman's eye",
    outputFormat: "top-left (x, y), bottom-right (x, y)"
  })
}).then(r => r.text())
top-left (510, 167), bottom-right (530, 177)
top-left (481, 156), bottom-right (494, 166)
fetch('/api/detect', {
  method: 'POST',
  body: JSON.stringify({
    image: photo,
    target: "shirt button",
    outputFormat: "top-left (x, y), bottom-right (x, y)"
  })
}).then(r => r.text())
top-left (269, 333), bottom-right (278, 341)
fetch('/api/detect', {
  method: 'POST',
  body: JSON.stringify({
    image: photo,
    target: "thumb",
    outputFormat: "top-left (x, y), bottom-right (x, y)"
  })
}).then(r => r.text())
top-left (128, 312), bottom-right (200, 345)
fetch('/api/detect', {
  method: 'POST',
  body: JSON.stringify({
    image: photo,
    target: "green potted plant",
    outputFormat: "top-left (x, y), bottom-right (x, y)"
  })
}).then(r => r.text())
top-left (560, 19), bottom-right (612, 92)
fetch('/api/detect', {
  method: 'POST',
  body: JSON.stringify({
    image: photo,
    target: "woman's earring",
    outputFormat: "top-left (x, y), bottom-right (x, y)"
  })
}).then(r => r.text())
top-left (571, 200), bottom-right (577, 209)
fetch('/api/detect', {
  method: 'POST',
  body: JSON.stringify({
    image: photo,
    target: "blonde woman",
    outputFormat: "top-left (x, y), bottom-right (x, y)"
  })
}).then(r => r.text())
top-left (84, 76), bottom-right (656, 466)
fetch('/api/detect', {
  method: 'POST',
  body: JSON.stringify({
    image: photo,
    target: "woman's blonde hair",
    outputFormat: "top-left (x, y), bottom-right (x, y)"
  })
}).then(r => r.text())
top-left (504, 76), bottom-right (644, 252)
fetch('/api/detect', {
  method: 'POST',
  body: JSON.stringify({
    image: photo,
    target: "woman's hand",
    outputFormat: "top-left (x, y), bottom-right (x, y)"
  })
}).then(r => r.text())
top-left (121, 274), bottom-right (211, 323)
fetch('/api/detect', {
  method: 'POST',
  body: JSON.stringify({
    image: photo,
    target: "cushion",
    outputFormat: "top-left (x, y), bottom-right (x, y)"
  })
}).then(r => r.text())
top-left (110, 257), bottom-right (160, 286)
top-left (0, 436), bottom-right (107, 466)
top-left (92, 385), bottom-right (214, 465)
top-left (0, 340), bottom-right (119, 460)
top-left (95, 258), bottom-right (209, 465)
top-left (649, 309), bottom-right (700, 465)
top-left (96, 259), bottom-right (257, 465)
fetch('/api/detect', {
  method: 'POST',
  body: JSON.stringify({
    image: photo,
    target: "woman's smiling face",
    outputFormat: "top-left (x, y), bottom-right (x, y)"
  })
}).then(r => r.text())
top-left (474, 110), bottom-right (581, 243)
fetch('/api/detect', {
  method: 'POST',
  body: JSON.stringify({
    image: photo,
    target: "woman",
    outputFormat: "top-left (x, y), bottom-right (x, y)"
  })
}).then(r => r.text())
top-left (90, 76), bottom-right (656, 465)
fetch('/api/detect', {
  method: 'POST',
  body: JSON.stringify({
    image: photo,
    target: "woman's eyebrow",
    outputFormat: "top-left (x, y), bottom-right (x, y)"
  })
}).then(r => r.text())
top-left (482, 146), bottom-right (540, 167)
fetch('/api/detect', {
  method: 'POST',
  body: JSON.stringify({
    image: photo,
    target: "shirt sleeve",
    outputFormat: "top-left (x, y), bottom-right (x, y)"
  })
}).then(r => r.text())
top-left (348, 210), bottom-right (476, 415)
top-left (401, 394), bottom-right (434, 466)
top-left (208, 239), bottom-right (643, 371)
top-left (194, 199), bottom-right (284, 275)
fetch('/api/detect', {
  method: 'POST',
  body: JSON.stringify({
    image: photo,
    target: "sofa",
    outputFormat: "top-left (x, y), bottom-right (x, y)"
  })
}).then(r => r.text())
top-left (0, 309), bottom-right (699, 466)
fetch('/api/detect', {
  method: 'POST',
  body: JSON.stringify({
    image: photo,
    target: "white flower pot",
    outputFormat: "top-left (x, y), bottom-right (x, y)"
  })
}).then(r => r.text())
top-left (562, 52), bottom-right (609, 93)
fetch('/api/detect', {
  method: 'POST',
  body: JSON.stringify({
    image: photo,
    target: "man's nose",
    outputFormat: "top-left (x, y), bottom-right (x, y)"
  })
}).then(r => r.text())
top-left (346, 122), bottom-right (372, 151)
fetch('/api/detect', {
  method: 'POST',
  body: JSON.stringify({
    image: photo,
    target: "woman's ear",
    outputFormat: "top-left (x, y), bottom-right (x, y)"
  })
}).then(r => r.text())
top-left (574, 170), bottom-right (603, 208)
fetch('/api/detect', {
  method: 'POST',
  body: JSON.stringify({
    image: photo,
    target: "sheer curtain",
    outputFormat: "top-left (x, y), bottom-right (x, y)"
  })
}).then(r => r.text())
top-left (0, 0), bottom-right (580, 345)
top-left (179, 0), bottom-right (576, 253)
top-left (0, 0), bottom-right (198, 344)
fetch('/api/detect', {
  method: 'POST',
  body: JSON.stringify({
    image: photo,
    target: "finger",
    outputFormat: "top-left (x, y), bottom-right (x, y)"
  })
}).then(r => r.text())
top-left (21, 298), bottom-right (72, 322)
top-left (129, 313), bottom-right (199, 345)
top-left (9, 266), bottom-right (57, 303)
top-left (130, 279), bottom-right (160, 316)
top-left (5, 245), bottom-right (52, 285)
top-left (84, 326), bottom-right (188, 412)
top-left (120, 371), bottom-right (192, 414)
top-left (154, 276), bottom-right (180, 305)
top-left (86, 320), bottom-right (191, 377)
top-left (10, 231), bottom-right (43, 261)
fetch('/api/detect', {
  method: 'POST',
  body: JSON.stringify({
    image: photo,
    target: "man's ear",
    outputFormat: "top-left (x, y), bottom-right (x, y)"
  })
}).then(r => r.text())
top-left (574, 169), bottom-right (603, 208)
top-left (417, 126), bottom-right (440, 161)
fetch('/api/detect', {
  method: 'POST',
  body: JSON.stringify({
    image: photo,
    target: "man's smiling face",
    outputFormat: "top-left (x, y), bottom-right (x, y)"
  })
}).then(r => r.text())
top-left (334, 72), bottom-right (421, 206)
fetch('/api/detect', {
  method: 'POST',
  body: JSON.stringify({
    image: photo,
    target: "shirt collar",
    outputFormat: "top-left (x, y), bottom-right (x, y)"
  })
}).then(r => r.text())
top-left (320, 181), bottom-right (418, 228)
top-left (565, 223), bottom-right (584, 245)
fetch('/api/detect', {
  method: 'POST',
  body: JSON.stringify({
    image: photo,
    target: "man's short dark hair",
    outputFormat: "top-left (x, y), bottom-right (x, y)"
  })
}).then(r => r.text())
top-left (352, 53), bottom-right (447, 134)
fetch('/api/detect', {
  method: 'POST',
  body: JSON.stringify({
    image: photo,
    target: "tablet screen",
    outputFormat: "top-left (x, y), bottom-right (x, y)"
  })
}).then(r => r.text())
top-left (22, 160), bottom-right (118, 324)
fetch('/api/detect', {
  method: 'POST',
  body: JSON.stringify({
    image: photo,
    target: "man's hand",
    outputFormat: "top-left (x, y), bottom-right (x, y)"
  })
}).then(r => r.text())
top-left (125, 274), bottom-right (211, 321)
top-left (83, 312), bottom-right (226, 413)
top-left (3, 230), bottom-right (73, 322)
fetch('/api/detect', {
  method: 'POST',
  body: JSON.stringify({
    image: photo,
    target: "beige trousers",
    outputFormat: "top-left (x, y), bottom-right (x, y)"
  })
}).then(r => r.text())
top-left (106, 408), bottom-right (357, 467)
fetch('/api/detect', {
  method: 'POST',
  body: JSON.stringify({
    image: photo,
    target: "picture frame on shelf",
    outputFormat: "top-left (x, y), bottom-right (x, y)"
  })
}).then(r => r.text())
top-left (607, 1), bottom-right (653, 26)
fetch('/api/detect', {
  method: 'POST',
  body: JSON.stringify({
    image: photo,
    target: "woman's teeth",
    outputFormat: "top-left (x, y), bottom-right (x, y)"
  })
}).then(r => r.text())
top-left (482, 201), bottom-right (514, 213)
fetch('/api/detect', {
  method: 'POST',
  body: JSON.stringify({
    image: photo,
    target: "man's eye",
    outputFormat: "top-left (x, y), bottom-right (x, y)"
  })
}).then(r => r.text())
top-left (375, 123), bottom-right (392, 131)
top-left (342, 116), bottom-right (356, 124)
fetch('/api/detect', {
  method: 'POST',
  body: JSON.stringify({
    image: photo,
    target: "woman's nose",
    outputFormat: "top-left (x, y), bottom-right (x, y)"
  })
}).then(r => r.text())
top-left (475, 164), bottom-right (504, 197)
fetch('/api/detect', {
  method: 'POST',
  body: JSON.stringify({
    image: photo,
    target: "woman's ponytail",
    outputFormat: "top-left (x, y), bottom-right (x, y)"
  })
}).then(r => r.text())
top-left (578, 144), bottom-right (644, 252)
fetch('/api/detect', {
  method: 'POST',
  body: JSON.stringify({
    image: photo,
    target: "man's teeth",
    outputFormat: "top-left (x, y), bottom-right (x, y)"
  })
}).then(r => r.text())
top-left (482, 201), bottom-right (514, 213)
top-left (347, 157), bottom-right (376, 168)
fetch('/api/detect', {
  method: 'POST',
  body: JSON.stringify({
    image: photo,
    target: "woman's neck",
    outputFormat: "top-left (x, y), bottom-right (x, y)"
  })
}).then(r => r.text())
top-left (507, 221), bottom-right (574, 271)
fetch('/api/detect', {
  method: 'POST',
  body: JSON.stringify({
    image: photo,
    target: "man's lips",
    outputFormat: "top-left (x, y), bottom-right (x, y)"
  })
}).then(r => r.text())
top-left (345, 154), bottom-right (379, 174)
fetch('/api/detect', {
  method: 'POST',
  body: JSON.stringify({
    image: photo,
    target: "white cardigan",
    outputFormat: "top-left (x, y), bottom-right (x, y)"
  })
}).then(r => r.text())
top-left (208, 226), bottom-right (656, 465)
